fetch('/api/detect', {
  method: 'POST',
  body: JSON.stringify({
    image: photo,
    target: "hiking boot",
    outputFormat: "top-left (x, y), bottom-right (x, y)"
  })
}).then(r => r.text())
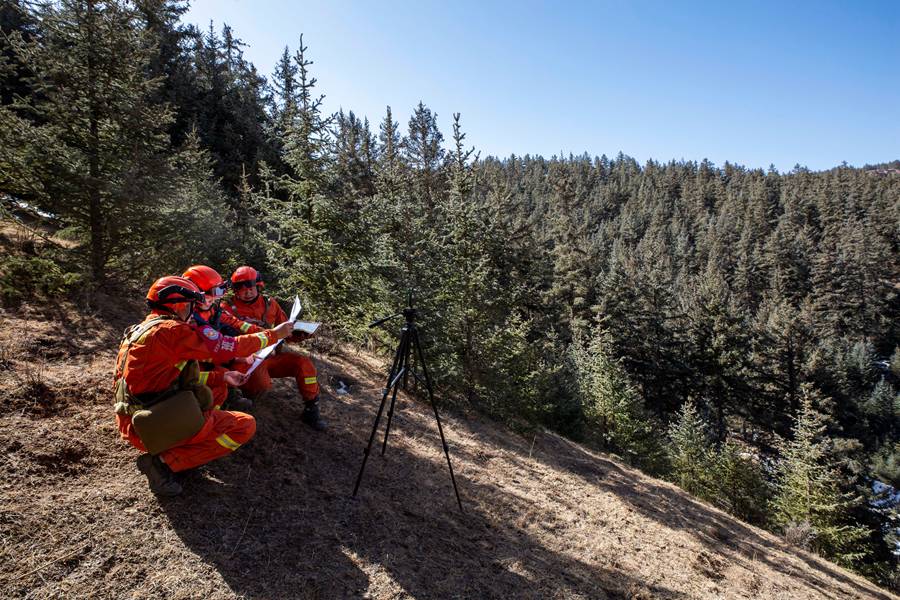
top-left (224, 388), bottom-right (254, 412)
top-left (137, 454), bottom-right (182, 497)
top-left (301, 398), bottom-right (327, 431)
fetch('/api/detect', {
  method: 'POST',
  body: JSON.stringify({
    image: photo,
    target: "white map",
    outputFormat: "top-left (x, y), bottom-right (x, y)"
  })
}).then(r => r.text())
top-left (245, 296), bottom-right (304, 377)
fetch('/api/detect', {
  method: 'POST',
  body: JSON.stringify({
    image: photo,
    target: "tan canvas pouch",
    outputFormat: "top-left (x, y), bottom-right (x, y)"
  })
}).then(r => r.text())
top-left (132, 389), bottom-right (205, 455)
top-left (190, 384), bottom-right (214, 411)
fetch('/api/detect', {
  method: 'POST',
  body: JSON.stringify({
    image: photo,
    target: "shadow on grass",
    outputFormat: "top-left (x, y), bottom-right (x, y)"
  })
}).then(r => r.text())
top-left (160, 375), bottom-right (689, 599)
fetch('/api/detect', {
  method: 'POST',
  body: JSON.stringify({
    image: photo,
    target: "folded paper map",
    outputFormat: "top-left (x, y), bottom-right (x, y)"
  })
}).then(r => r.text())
top-left (293, 321), bottom-right (320, 334)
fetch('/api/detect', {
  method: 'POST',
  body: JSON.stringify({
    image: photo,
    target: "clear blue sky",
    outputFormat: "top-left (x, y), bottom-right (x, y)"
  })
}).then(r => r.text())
top-left (185, 0), bottom-right (899, 172)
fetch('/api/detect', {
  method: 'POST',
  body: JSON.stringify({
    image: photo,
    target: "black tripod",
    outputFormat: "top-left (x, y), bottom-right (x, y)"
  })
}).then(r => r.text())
top-left (352, 298), bottom-right (463, 512)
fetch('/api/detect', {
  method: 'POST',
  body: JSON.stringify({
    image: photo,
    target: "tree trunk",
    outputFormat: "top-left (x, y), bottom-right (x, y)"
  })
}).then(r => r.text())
top-left (86, 0), bottom-right (104, 282)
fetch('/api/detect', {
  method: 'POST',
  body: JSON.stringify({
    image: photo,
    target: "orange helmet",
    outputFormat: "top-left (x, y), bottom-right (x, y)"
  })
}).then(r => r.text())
top-left (182, 264), bottom-right (229, 298)
top-left (146, 276), bottom-right (204, 312)
top-left (231, 265), bottom-right (264, 290)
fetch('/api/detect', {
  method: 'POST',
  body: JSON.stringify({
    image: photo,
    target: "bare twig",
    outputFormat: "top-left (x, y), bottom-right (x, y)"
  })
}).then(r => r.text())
top-left (228, 507), bottom-right (255, 560)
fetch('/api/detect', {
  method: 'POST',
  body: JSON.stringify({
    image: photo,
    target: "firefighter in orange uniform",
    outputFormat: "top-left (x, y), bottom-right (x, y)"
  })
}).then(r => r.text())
top-left (182, 265), bottom-right (262, 412)
top-left (114, 275), bottom-right (293, 496)
top-left (223, 266), bottom-right (326, 431)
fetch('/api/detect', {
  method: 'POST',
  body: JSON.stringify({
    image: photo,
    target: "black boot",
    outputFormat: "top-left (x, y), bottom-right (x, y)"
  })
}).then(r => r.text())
top-left (224, 388), bottom-right (253, 412)
top-left (301, 398), bottom-right (327, 431)
top-left (137, 454), bottom-right (182, 496)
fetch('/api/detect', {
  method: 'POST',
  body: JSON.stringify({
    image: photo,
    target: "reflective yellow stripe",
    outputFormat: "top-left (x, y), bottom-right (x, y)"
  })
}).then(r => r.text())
top-left (256, 333), bottom-right (269, 349)
top-left (214, 405), bottom-right (221, 410)
top-left (198, 372), bottom-right (210, 385)
top-left (215, 434), bottom-right (240, 451)
top-left (303, 377), bottom-right (318, 385)
top-left (240, 322), bottom-right (251, 333)
top-left (174, 360), bottom-right (187, 372)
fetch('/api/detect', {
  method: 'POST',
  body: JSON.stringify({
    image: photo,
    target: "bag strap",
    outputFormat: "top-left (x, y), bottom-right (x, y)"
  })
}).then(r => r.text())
top-left (114, 315), bottom-right (174, 382)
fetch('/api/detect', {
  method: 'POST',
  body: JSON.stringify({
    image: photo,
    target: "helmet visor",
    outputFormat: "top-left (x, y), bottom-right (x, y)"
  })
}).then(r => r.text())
top-left (206, 282), bottom-right (230, 298)
top-left (157, 285), bottom-right (204, 305)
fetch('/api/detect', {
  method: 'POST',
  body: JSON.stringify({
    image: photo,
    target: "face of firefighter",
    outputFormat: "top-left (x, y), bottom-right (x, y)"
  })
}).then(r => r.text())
top-left (235, 283), bottom-right (259, 303)
top-left (173, 301), bottom-right (194, 322)
top-left (197, 294), bottom-right (215, 312)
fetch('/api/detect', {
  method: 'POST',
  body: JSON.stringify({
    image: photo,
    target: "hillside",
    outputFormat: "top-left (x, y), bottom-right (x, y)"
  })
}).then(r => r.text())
top-left (0, 299), bottom-right (895, 600)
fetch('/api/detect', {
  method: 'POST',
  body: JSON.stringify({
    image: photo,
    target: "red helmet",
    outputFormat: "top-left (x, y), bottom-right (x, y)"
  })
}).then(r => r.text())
top-left (182, 265), bottom-right (229, 298)
top-left (231, 266), bottom-right (264, 290)
top-left (146, 276), bottom-right (204, 312)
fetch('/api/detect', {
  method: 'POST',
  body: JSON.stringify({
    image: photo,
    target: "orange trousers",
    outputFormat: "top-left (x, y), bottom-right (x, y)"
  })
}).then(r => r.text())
top-left (239, 351), bottom-right (319, 401)
top-left (117, 409), bottom-right (256, 472)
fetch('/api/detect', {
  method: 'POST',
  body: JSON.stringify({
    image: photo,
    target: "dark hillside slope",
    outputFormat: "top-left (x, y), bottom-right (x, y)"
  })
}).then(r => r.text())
top-left (0, 300), bottom-right (895, 599)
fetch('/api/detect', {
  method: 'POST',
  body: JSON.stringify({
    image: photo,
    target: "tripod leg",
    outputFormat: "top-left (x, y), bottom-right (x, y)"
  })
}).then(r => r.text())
top-left (381, 329), bottom-right (410, 456)
top-left (352, 329), bottom-right (406, 497)
top-left (412, 328), bottom-right (464, 513)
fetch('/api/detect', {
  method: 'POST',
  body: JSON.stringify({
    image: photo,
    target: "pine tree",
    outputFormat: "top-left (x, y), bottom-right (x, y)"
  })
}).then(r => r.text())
top-left (281, 34), bottom-right (330, 223)
top-left (570, 329), bottom-right (666, 472)
top-left (772, 384), bottom-right (871, 568)
top-left (4, 0), bottom-right (176, 281)
top-left (404, 101), bottom-right (444, 210)
top-left (376, 104), bottom-right (402, 193)
top-left (667, 400), bottom-right (714, 497)
top-left (269, 46), bottom-right (297, 141)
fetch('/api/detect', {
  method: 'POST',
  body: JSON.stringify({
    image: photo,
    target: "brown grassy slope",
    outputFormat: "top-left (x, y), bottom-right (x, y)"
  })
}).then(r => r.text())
top-left (0, 300), bottom-right (895, 600)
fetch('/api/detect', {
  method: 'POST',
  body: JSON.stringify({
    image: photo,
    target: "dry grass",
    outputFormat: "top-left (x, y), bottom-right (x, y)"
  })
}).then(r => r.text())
top-left (0, 301), bottom-right (896, 599)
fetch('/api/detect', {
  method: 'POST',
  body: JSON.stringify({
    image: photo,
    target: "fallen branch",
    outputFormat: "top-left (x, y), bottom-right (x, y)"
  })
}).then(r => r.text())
top-left (14, 542), bottom-right (89, 581)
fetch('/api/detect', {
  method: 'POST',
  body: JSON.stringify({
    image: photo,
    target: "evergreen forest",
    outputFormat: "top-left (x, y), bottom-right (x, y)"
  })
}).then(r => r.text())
top-left (2, 0), bottom-right (899, 589)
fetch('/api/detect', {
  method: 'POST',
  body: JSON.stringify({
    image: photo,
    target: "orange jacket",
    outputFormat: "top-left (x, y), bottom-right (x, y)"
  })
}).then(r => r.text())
top-left (196, 303), bottom-right (263, 334)
top-left (114, 312), bottom-right (278, 397)
top-left (223, 294), bottom-right (287, 329)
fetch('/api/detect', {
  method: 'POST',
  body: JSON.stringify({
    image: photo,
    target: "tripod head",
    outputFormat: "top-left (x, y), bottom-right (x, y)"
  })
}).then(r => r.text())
top-left (369, 291), bottom-right (418, 328)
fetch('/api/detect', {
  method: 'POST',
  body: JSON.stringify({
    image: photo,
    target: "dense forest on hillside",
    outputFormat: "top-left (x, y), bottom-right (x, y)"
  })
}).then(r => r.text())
top-left (2, 0), bottom-right (899, 589)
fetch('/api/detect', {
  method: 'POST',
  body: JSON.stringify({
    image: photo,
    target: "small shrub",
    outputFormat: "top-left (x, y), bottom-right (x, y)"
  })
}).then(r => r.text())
top-left (0, 255), bottom-right (82, 306)
top-left (709, 442), bottom-right (771, 525)
top-left (784, 520), bottom-right (816, 550)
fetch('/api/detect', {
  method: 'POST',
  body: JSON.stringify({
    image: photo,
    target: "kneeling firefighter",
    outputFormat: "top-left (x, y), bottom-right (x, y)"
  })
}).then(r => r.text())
top-left (182, 264), bottom-right (261, 412)
top-left (113, 275), bottom-right (293, 496)
top-left (223, 266), bottom-right (326, 431)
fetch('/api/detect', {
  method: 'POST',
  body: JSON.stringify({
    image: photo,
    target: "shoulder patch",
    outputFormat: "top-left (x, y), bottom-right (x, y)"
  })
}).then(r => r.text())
top-left (201, 326), bottom-right (221, 341)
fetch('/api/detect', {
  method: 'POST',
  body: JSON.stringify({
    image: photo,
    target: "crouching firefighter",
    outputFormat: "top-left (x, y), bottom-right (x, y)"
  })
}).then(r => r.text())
top-left (113, 276), bottom-right (294, 496)
top-left (224, 266), bottom-right (326, 431)
top-left (182, 264), bottom-right (261, 412)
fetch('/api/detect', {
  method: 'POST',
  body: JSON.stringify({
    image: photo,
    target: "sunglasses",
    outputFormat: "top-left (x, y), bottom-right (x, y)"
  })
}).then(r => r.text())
top-left (232, 280), bottom-right (257, 290)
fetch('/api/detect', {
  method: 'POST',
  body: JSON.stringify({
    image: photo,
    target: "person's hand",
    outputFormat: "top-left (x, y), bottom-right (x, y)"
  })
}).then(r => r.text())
top-left (237, 355), bottom-right (255, 365)
top-left (224, 370), bottom-right (248, 386)
top-left (272, 321), bottom-right (294, 340)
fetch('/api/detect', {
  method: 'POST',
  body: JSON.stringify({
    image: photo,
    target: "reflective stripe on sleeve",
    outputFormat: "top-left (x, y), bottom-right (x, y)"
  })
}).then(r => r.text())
top-left (256, 332), bottom-right (269, 349)
top-left (174, 360), bottom-right (187, 371)
top-left (303, 377), bottom-right (318, 385)
top-left (240, 322), bottom-right (251, 333)
top-left (198, 372), bottom-right (210, 385)
top-left (215, 434), bottom-right (241, 451)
